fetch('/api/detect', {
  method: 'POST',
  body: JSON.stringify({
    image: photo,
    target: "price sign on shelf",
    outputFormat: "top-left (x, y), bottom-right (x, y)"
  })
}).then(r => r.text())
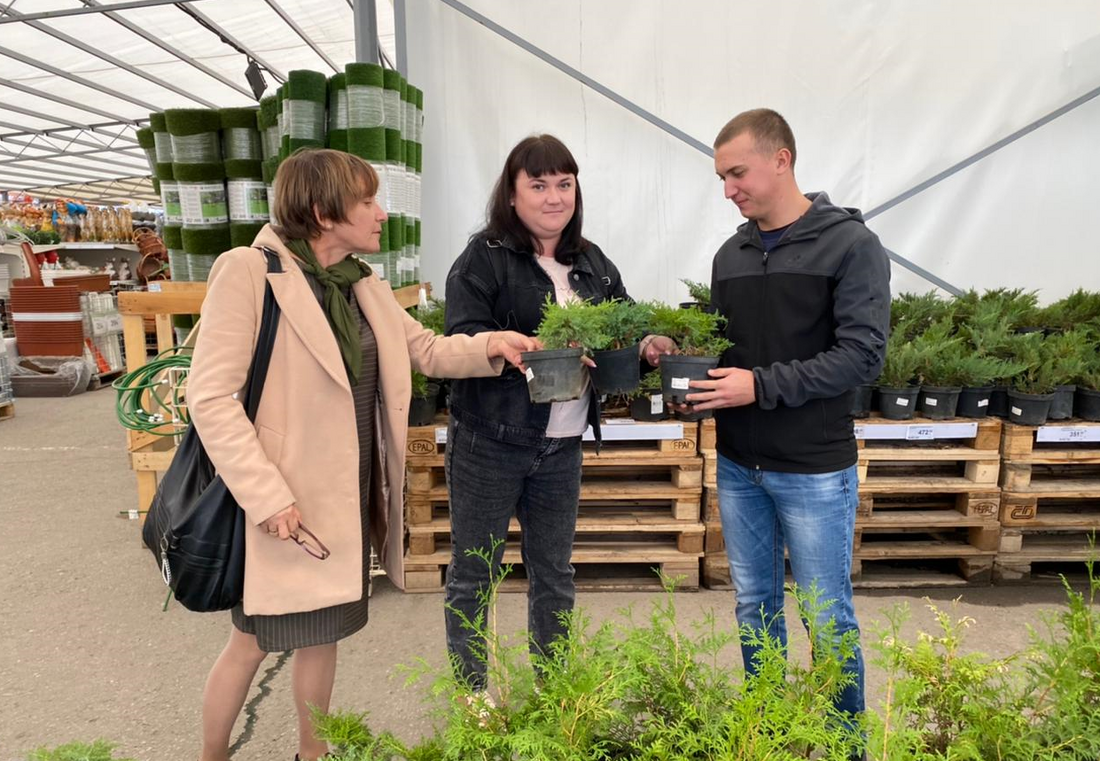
top-left (1036, 426), bottom-right (1100, 444)
top-left (434, 427), bottom-right (448, 445)
top-left (905, 425), bottom-right (936, 441)
top-left (853, 424), bottom-right (866, 439)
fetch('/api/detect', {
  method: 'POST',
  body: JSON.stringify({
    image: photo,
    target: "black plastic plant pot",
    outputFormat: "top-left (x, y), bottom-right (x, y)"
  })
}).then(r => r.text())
top-left (987, 385), bottom-right (1009, 418)
top-left (918, 386), bottom-right (961, 420)
top-left (1048, 385), bottom-right (1076, 421)
top-left (590, 343), bottom-right (641, 395)
top-left (1007, 390), bottom-right (1054, 426)
top-left (630, 393), bottom-right (669, 422)
top-left (408, 382), bottom-right (440, 427)
top-left (957, 386), bottom-right (994, 418)
top-left (877, 386), bottom-right (920, 420)
top-left (1076, 387), bottom-right (1100, 422)
top-left (850, 384), bottom-right (874, 419)
top-left (660, 355), bottom-right (719, 404)
top-left (521, 348), bottom-right (588, 403)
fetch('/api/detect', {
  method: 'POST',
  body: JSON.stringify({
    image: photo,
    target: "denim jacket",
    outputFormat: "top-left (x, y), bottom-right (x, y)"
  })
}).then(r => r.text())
top-left (444, 233), bottom-right (630, 446)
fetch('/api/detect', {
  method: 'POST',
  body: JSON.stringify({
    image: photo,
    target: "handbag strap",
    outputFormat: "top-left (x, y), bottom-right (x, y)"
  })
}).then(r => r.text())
top-left (240, 247), bottom-right (283, 423)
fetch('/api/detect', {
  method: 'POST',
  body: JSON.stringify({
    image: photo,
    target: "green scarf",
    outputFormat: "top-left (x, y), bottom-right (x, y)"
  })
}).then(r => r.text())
top-left (286, 238), bottom-right (370, 385)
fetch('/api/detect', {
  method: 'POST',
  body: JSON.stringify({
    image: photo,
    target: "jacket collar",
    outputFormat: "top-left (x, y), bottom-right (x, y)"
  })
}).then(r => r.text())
top-left (736, 191), bottom-right (860, 250)
top-left (253, 225), bottom-right (350, 392)
top-left (488, 233), bottom-right (594, 275)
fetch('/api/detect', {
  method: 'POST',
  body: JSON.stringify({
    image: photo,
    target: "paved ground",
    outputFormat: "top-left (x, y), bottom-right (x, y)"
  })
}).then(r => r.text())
top-left (0, 391), bottom-right (1084, 761)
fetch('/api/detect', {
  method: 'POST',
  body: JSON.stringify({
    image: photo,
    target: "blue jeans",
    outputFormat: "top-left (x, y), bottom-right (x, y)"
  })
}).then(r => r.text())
top-left (716, 454), bottom-right (865, 718)
top-left (443, 416), bottom-right (582, 689)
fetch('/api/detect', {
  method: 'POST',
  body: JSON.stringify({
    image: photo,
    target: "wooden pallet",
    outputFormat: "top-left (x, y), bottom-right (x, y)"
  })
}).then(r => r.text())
top-left (1001, 419), bottom-right (1100, 459)
top-left (0, 399), bottom-right (13, 422)
top-left (858, 490), bottom-right (1001, 521)
top-left (403, 539), bottom-right (702, 592)
top-left (407, 509), bottom-right (705, 555)
top-left (994, 532), bottom-right (1099, 583)
top-left (999, 493), bottom-right (1100, 528)
top-left (406, 416), bottom-right (700, 462)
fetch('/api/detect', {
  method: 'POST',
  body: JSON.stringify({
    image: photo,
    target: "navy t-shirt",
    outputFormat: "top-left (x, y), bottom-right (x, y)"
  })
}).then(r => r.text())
top-left (759, 223), bottom-right (792, 253)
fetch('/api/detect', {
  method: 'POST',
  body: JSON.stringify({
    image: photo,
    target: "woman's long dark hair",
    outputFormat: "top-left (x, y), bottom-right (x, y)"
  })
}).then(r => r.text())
top-left (482, 134), bottom-right (586, 264)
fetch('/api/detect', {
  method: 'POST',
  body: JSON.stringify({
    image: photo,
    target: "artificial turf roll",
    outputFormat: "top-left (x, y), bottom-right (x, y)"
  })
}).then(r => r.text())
top-left (383, 69), bottom-right (404, 161)
top-left (161, 224), bottom-right (183, 250)
top-left (150, 111), bottom-right (174, 179)
top-left (345, 63), bottom-right (386, 162)
top-left (166, 108), bottom-right (224, 181)
top-left (136, 127), bottom-right (157, 175)
top-left (181, 224), bottom-right (231, 257)
top-left (229, 221), bottom-right (266, 248)
top-left (220, 107), bottom-right (262, 179)
top-left (276, 84), bottom-right (287, 160)
top-left (285, 69), bottom-right (327, 153)
top-left (327, 73), bottom-right (348, 152)
top-left (261, 157), bottom-right (280, 185)
top-left (259, 96), bottom-right (280, 160)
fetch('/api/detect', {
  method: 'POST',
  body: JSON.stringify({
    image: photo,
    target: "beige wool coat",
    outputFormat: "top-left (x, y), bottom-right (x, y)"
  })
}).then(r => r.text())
top-left (187, 226), bottom-right (502, 615)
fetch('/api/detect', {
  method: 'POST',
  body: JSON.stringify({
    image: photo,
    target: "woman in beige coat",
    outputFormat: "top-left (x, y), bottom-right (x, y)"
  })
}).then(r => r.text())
top-left (187, 149), bottom-right (538, 761)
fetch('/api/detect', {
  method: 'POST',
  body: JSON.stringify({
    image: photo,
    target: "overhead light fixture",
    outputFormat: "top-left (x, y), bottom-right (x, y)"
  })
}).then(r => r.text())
top-left (245, 58), bottom-right (268, 101)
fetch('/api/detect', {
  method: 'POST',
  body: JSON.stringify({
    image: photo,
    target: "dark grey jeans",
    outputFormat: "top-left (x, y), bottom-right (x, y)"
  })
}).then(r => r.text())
top-left (443, 416), bottom-right (582, 689)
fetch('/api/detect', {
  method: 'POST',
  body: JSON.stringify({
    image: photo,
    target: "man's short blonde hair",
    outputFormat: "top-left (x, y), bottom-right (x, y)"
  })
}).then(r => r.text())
top-left (272, 148), bottom-right (379, 240)
top-left (713, 109), bottom-right (798, 168)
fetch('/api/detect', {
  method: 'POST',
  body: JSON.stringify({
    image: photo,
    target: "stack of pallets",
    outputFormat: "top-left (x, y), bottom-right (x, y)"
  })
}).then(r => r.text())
top-left (995, 420), bottom-right (1100, 582)
top-left (853, 416), bottom-right (1002, 587)
top-left (402, 417), bottom-right (705, 592)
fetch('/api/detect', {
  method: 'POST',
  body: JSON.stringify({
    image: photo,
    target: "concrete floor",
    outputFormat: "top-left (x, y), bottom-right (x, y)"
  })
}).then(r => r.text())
top-left (0, 391), bottom-right (1083, 761)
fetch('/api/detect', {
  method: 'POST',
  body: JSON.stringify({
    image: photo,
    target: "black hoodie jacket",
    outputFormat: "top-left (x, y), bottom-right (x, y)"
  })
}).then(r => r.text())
top-left (710, 192), bottom-right (891, 473)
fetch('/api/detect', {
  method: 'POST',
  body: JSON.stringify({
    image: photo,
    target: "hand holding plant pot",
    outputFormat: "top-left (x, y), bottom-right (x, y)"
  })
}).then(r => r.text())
top-left (649, 305), bottom-right (732, 409)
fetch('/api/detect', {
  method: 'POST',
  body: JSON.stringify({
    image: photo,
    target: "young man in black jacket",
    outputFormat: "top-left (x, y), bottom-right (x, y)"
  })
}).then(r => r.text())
top-left (685, 109), bottom-right (890, 756)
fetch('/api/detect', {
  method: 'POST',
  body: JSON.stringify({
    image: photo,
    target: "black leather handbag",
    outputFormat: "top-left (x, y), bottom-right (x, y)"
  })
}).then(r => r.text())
top-left (142, 247), bottom-right (282, 612)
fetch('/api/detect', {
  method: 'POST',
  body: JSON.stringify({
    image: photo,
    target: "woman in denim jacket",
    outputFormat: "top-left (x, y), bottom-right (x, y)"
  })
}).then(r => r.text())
top-left (442, 135), bottom-right (675, 697)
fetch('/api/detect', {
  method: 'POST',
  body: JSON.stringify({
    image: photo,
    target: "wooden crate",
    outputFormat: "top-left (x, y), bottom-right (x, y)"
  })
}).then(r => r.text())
top-left (403, 539), bottom-right (701, 593)
top-left (857, 416), bottom-right (1001, 490)
top-left (994, 532), bottom-right (1100, 583)
top-left (118, 281), bottom-right (431, 521)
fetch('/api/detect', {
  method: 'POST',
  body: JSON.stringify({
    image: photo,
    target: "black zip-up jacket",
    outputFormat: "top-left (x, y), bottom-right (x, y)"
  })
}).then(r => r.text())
top-left (444, 234), bottom-right (629, 446)
top-left (711, 192), bottom-right (891, 473)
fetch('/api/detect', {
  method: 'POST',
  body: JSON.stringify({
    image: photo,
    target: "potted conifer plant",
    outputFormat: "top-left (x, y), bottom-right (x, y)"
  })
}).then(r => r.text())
top-left (679, 279), bottom-right (713, 311)
top-left (1006, 332), bottom-right (1057, 425)
top-left (588, 299), bottom-right (653, 395)
top-left (1075, 364), bottom-right (1100, 422)
top-left (409, 370), bottom-right (440, 426)
top-left (876, 333), bottom-right (925, 420)
top-left (626, 370), bottom-right (668, 421)
top-left (525, 297), bottom-right (609, 403)
top-left (1043, 329), bottom-right (1092, 420)
top-left (650, 305), bottom-right (732, 407)
top-left (912, 319), bottom-right (965, 419)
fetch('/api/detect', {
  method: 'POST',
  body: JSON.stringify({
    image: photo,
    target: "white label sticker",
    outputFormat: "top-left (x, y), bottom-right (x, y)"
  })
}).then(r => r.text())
top-left (1011, 406), bottom-right (1023, 416)
top-left (854, 424), bottom-right (866, 438)
top-left (127, 509), bottom-right (139, 520)
top-left (1036, 426), bottom-right (1100, 443)
top-left (227, 179), bottom-right (270, 222)
top-left (906, 425), bottom-right (935, 441)
top-left (895, 396), bottom-right (910, 407)
top-left (526, 367), bottom-right (535, 382)
top-left (178, 182), bottom-right (228, 225)
top-left (977, 399), bottom-right (989, 408)
top-left (650, 394), bottom-right (664, 414)
top-left (925, 397), bottom-right (938, 407)
top-left (671, 377), bottom-right (690, 390)
top-left (434, 427), bottom-right (448, 444)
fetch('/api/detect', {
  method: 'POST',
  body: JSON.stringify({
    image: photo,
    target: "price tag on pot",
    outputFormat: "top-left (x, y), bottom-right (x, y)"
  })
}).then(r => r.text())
top-left (894, 396), bottom-right (910, 407)
top-left (671, 377), bottom-right (690, 390)
top-left (526, 367), bottom-right (535, 382)
top-left (434, 427), bottom-right (448, 445)
top-left (1011, 406), bottom-right (1024, 416)
top-left (924, 397), bottom-right (938, 407)
top-left (650, 394), bottom-right (664, 415)
top-left (1037, 426), bottom-right (1100, 443)
top-left (906, 425), bottom-right (935, 441)
top-left (977, 399), bottom-right (989, 408)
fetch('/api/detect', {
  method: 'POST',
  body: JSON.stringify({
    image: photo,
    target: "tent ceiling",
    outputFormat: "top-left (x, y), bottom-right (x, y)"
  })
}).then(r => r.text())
top-left (0, 0), bottom-right (396, 205)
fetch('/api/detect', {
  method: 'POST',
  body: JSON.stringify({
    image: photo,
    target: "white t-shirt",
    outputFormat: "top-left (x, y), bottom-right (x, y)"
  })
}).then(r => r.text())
top-left (535, 254), bottom-right (591, 438)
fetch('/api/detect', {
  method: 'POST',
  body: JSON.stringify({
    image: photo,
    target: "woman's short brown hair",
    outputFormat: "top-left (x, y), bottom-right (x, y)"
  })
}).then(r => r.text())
top-left (272, 148), bottom-right (379, 240)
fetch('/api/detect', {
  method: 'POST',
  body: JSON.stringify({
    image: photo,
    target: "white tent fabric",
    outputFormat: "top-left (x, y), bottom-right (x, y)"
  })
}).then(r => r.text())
top-left (0, 0), bottom-right (396, 204)
top-left (406, 0), bottom-right (1100, 302)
